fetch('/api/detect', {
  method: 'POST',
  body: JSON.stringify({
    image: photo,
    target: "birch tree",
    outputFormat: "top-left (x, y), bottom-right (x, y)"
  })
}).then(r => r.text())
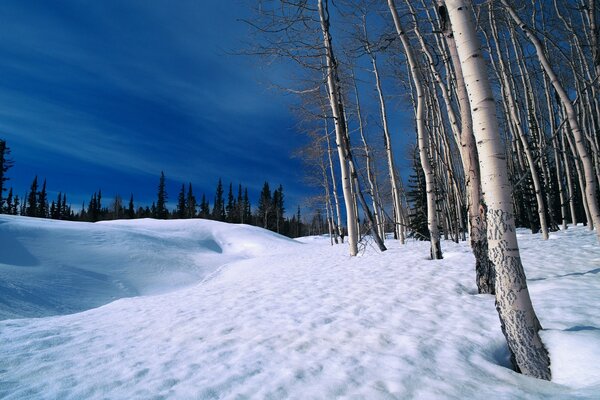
top-left (319, 0), bottom-right (359, 255)
top-left (442, 0), bottom-right (551, 380)
top-left (388, 0), bottom-right (442, 259)
top-left (501, 0), bottom-right (600, 239)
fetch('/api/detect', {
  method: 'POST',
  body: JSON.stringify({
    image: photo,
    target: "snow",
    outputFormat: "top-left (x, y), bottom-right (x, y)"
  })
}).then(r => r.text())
top-left (1, 215), bottom-right (599, 399)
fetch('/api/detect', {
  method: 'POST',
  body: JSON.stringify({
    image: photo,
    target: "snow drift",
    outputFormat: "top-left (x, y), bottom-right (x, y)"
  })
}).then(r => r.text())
top-left (0, 215), bottom-right (298, 319)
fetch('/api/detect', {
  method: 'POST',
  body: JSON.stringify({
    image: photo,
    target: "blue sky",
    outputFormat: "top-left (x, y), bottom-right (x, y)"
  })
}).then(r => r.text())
top-left (0, 0), bottom-right (311, 211)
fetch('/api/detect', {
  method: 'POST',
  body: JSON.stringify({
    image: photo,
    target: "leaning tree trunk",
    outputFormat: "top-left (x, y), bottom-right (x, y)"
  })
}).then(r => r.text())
top-left (318, 0), bottom-right (358, 256)
top-left (388, 0), bottom-right (442, 259)
top-left (439, 3), bottom-right (493, 293)
top-left (501, 0), bottom-right (600, 238)
top-left (444, 0), bottom-right (551, 380)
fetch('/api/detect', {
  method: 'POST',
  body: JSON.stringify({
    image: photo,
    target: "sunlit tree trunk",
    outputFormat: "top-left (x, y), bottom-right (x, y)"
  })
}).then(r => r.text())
top-left (318, 0), bottom-right (358, 255)
top-left (488, 13), bottom-right (548, 239)
top-left (444, 0), bottom-right (551, 380)
top-left (389, 0), bottom-right (441, 259)
top-left (502, 0), bottom-right (600, 238)
top-left (438, 2), bottom-right (492, 292)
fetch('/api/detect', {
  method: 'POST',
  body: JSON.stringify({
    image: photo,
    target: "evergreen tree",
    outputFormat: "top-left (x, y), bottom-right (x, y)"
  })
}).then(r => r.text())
top-left (61, 194), bottom-right (68, 220)
top-left (406, 149), bottom-right (430, 241)
top-left (156, 171), bottom-right (168, 219)
top-left (127, 194), bottom-right (135, 219)
top-left (151, 202), bottom-right (157, 218)
top-left (272, 184), bottom-right (285, 233)
top-left (226, 182), bottom-right (235, 222)
top-left (176, 183), bottom-right (186, 219)
top-left (257, 182), bottom-right (272, 229)
top-left (4, 187), bottom-right (13, 214)
top-left (37, 179), bottom-right (48, 218)
top-left (26, 176), bottom-right (38, 217)
top-left (243, 188), bottom-right (252, 224)
top-left (110, 194), bottom-right (123, 220)
top-left (88, 192), bottom-right (98, 222)
top-left (55, 192), bottom-right (63, 219)
top-left (199, 194), bottom-right (210, 218)
top-left (212, 179), bottom-right (225, 221)
top-left (296, 206), bottom-right (302, 237)
top-left (186, 183), bottom-right (196, 218)
top-left (0, 139), bottom-right (14, 212)
top-left (236, 184), bottom-right (244, 223)
top-left (50, 201), bottom-right (56, 219)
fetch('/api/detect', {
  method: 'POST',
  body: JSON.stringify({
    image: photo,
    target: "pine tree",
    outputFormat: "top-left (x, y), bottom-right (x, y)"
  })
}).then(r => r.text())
top-left (26, 176), bottom-right (38, 217)
top-left (88, 192), bottom-right (98, 222)
top-left (156, 171), bottom-right (168, 219)
top-left (226, 183), bottom-right (235, 222)
top-left (236, 184), bottom-right (244, 223)
top-left (0, 139), bottom-right (14, 212)
top-left (243, 188), bottom-right (252, 224)
top-left (406, 153), bottom-right (429, 241)
top-left (61, 194), bottom-right (68, 220)
top-left (296, 206), bottom-right (302, 237)
top-left (186, 183), bottom-right (196, 218)
top-left (176, 183), bottom-right (186, 219)
top-left (55, 192), bottom-right (63, 219)
top-left (127, 194), bottom-right (135, 219)
top-left (199, 194), bottom-right (210, 218)
top-left (4, 187), bottom-right (13, 214)
top-left (257, 182), bottom-right (272, 229)
top-left (37, 179), bottom-right (48, 218)
top-left (212, 179), bottom-right (225, 221)
top-left (50, 201), bottom-right (56, 219)
top-left (272, 184), bottom-right (285, 233)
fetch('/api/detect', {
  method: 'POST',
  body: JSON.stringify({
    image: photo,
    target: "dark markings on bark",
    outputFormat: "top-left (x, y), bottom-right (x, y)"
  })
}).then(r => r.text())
top-left (488, 207), bottom-right (551, 380)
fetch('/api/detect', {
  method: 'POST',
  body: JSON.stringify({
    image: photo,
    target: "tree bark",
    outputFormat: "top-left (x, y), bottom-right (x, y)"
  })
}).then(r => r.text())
top-left (389, 0), bottom-right (442, 259)
top-left (502, 0), bottom-right (600, 238)
top-left (439, 4), bottom-right (493, 292)
top-left (318, 0), bottom-right (358, 255)
top-left (444, 0), bottom-right (551, 380)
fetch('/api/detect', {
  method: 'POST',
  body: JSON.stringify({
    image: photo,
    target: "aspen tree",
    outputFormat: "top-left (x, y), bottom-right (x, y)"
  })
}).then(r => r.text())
top-left (443, 0), bottom-right (551, 379)
top-left (488, 12), bottom-right (549, 239)
top-left (437, 1), bottom-right (492, 292)
top-left (501, 0), bottom-right (600, 238)
top-left (318, 0), bottom-right (359, 256)
top-left (388, 0), bottom-right (442, 259)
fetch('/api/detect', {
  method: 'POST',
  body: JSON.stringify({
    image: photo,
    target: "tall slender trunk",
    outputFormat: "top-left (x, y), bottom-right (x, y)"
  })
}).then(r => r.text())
top-left (444, 0), bottom-right (551, 380)
top-left (502, 0), bottom-right (600, 238)
top-left (324, 119), bottom-right (344, 242)
top-left (366, 40), bottom-right (404, 244)
top-left (351, 68), bottom-right (384, 241)
top-left (440, 3), bottom-right (492, 292)
top-left (318, 0), bottom-right (358, 255)
top-left (388, 0), bottom-right (442, 259)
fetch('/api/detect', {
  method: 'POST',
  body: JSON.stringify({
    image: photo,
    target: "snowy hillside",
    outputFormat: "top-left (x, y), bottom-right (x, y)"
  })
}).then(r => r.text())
top-left (1, 216), bottom-right (599, 399)
top-left (0, 215), bottom-right (298, 319)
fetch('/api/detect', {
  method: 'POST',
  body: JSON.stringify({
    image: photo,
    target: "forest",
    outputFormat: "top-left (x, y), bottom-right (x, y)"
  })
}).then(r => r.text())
top-left (0, 146), bottom-right (310, 238)
top-left (246, 0), bottom-right (600, 381)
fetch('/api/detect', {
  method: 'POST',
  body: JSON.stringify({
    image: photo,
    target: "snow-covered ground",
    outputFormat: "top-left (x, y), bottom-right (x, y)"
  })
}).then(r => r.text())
top-left (1, 215), bottom-right (599, 399)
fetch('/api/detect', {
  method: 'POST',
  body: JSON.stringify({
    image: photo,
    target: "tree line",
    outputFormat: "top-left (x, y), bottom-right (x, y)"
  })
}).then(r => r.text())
top-left (0, 144), bottom-right (308, 238)
top-left (248, 0), bottom-right (600, 381)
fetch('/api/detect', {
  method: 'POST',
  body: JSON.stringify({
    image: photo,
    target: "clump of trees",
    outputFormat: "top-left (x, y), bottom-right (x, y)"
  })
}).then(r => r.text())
top-left (0, 146), bottom-right (306, 238)
top-left (248, 0), bottom-right (600, 381)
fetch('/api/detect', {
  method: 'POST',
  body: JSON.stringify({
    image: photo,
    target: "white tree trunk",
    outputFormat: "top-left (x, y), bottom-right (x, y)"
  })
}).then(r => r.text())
top-left (367, 46), bottom-right (404, 244)
top-left (441, 8), bottom-right (493, 293)
top-left (444, 0), bottom-right (551, 380)
top-left (318, 0), bottom-right (358, 256)
top-left (502, 0), bottom-right (600, 238)
top-left (388, 0), bottom-right (442, 259)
